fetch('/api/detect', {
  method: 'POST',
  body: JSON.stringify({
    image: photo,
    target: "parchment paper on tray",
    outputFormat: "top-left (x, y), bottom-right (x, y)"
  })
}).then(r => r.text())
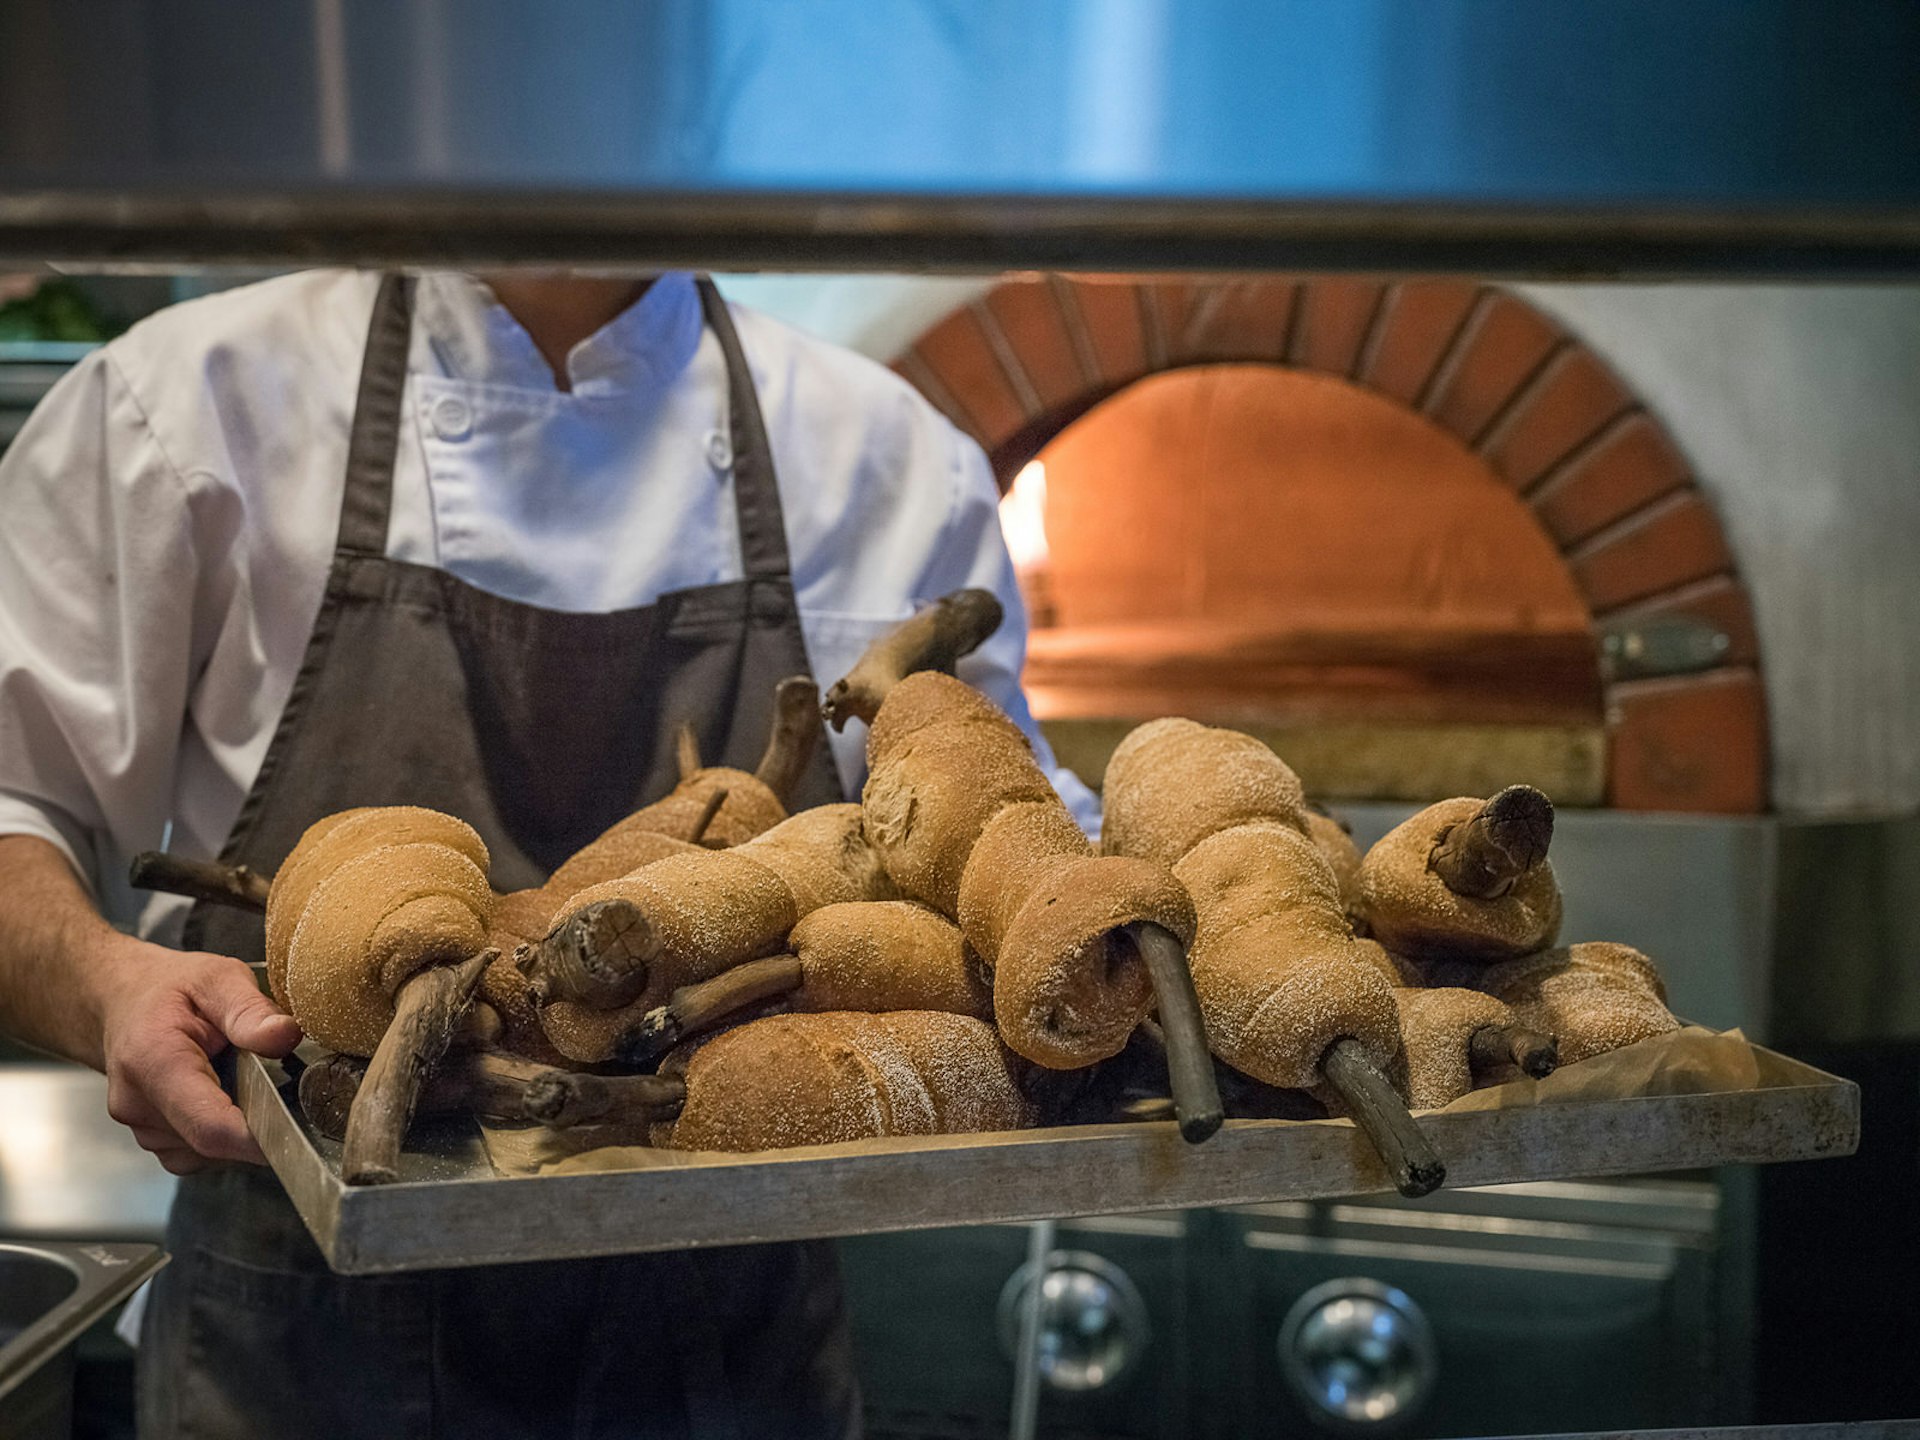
top-left (480, 1114), bottom-right (675, 1177)
top-left (481, 1026), bottom-right (1772, 1178)
top-left (1432, 1024), bottom-right (1766, 1113)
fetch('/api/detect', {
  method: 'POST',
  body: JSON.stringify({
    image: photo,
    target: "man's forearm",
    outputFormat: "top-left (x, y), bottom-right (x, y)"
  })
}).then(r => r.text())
top-left (0, 834), bottom-right (131, 1067)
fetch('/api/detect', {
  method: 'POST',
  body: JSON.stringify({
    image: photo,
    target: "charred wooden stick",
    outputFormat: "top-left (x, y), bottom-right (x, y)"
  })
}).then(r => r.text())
top-left (301, 1048), bottom-right (546, 1138)
top-left (457, 1000), bottom-right (504, 1052)
top-left (756, 676), bottom-right (826, 802)
top-left (822, 588), bottom-right (1004, 731)
top-left (1123, 922), bottom-right (1225, 1145)
top-left (1427, 784), bottom-right (1555, 900)
top-left (1468, 1021), bottom-right (1560, 1080)
top-left (522, 1069), bottom-right (686, 1127)
top-left (675, 723), bottom-right (703, 783)
top-left (302, 1047), bottom-right (685, 1139)
top-left (615, 954), bottom-right (805, 1065)
top-left (518, 899), bottom-right (655, 1010)
top-left (1320, 1037), bottom-right (1446, 1199)
top-left (341, 949), bottom-right (494, 1186)
top-left (128, 852), bottom-right (271, 913)
top-left (298, 1052), bottom-right (370, 1139)
top-left (687, 786), bottom-right (729, 847)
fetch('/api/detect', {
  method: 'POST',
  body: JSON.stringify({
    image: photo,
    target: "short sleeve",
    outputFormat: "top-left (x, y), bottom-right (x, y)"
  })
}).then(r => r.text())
top-left (0, 350), bottom-right (228, 895)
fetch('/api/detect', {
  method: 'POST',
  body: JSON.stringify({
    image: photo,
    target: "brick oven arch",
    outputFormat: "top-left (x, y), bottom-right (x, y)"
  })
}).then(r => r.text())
top-left (891, 276), bottom-right (1766, 813)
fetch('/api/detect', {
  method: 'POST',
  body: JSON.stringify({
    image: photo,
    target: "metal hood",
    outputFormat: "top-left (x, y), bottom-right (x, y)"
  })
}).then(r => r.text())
top-left (5, 0), bottom-right (1920, 274)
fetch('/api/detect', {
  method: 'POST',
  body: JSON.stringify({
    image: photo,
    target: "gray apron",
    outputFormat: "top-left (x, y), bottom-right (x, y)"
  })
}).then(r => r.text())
top-left (140, 275), bottom-right (859, 1440)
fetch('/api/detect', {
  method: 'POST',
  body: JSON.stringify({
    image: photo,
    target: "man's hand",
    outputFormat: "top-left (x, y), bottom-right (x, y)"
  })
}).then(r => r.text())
top-left (92, 934), bottom-right (302, 1174)
top-left (0, 834), bottom-right (304, 1175)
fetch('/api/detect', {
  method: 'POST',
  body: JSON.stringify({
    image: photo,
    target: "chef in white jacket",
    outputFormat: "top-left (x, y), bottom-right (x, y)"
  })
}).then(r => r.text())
top-left (0, 268), bottom-right (1096, 1440)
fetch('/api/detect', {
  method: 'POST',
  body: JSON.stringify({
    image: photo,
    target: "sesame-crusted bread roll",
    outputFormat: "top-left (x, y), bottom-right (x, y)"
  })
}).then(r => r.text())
top-left (861, 672), bottom-right (1196, 1069)
top-left (788, 902), bottom-right (991, 1018)
top-left (1101, 720), bottom-right (1401, 1089)
top-left (1358, 797), bottom-right (1563, 963)
top-left (1305, 810), bottom-right (1364, 920)
top-left (1388, 986), bottom-right (1516, 1109)
top-left (535, 804), bottom-right (897, 1062)
top-left (491, 832), bottom-right (699, 947)
top-left (586, 766), bottom-right (788, 856)
top-left (660, 1011), bottom-right (1032, 1152)
top-left (478, 832), bottom-right (701, 1067)
top-left (862, 675), bottom-right (1061, 916)
top-left (1473, 942), bottom-right (1677, 1065)
top-left (267, 808), bottom-right (493, 1057)
top-left (266, 806), bottom-right (485, 1009)
top-left (1102, 718), bottom-right (1309, 867)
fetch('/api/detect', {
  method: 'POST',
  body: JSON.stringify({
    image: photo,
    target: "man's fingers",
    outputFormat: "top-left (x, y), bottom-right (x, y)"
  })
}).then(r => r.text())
top-left (133, 1031), bottom-right (266, 1166)
top-left (186, 960), bottom-right (303, 1057)
top-left (134, 1130), bottom-right (210, 1175)
top-left (153, 1147), bottom-right (210, 1177)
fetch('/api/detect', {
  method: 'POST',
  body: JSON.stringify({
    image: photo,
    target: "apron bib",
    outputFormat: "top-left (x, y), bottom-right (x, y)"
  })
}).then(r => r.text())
top-left (141, 276), bottom-right (858, 1440)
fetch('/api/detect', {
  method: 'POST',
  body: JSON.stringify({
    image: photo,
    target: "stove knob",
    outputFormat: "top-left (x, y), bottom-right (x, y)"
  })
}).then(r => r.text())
top-left (1278, 1278), bottom-right (1436, 1429)
top-left (995, 1250), bottom-right (1150, 1393)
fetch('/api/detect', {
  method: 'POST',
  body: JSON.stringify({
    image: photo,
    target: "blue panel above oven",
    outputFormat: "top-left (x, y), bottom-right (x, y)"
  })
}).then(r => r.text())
top-left (4, 1), bottom-right (1920, 271)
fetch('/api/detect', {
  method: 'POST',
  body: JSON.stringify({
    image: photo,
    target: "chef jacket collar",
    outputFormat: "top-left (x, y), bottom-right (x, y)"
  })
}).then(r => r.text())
top-left (413, 270), bottom-right (704, 398)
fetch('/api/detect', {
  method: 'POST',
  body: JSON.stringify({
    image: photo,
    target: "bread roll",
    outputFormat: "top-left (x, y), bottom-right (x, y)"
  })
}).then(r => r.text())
top-left (861, 672), bottom-right (1195, 1069)
top-left (1102, 718), bottom-right (1400, 1090)
top-left (1358, 797), bottom-right (1562, 963)
top-left (537, 804), bottom-right (897, 1062)
top-left (788, 901), bottom-right (991, 1018)
top-left (1474, 942), bottom-right (1677, 1065)
top-left (269, 808), bottom-right (493, 1057)
top-left (661, 1011), bottom-right (1031, 1152)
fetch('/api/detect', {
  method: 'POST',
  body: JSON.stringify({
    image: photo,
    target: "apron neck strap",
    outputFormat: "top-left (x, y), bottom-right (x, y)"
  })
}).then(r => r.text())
top-left (696, 277), bottom-right (795, 580)
top-left (334, 273), bottom-right (795, 580)
top-left (335, 273), bottom-right (416, 558)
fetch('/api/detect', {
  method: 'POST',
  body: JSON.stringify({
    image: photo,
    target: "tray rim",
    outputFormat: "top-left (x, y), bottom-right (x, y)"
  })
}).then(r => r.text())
top-left (235, 1040), bottom-right (1860, 1275)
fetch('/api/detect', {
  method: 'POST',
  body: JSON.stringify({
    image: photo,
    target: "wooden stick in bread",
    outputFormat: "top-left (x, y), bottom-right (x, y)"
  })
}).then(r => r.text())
top-left (855, 669), bottom-right (1222, 1141)
top-left (521, 803), bottom-right (901, 1062)
top-left (620, 900), bottom-right (992, 1062)
top-left (1357, 788), bottom-right (1563, 963)
top-left (1450, 941), bottom-right (1677, 1066)
top-left (1102, 718), bottom-right (1443, 1195)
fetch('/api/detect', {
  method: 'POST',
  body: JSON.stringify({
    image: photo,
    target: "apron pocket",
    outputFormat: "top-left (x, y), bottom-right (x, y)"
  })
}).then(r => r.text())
top-left (175, 1244), bottom-right (433, 1440)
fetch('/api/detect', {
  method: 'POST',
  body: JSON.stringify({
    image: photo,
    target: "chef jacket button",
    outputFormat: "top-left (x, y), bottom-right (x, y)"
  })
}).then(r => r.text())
top-left (431, 395), bottom-right (473, 441)
top-left (706, 429), bottom-right (732, 472)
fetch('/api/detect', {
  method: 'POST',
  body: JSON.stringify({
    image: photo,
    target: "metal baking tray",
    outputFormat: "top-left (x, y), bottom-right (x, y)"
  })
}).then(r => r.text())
top-left (235, 1037), bottom-right (1859, 1276)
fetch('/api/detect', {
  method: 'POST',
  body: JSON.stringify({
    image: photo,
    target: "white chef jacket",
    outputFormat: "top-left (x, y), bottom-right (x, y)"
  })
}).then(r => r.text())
top-left (0, 269), bottom-right (1097, 943)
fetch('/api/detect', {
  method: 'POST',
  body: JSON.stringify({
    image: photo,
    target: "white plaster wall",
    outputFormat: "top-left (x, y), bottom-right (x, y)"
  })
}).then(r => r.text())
top-left (717, 274), bottom-right (1920, 819)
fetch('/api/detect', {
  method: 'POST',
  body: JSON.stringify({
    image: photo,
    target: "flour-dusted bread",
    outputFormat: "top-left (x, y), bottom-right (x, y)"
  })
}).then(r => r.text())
top-left (1102, 718), bottom-right (1400, 1090)
top-left (861, 671), bottom-right (1195, 1069)
top-left (660, 1011), bottom-right (1032, 1152)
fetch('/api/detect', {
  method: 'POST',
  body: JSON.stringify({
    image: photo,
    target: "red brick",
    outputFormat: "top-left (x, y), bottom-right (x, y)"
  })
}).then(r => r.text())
top-left (1597, 573), bottom-right (1761, 668)
top-left (981, 281), bottom-right (1087, 412)
top-left (1289, 278), bottom-right (1386, 377)
top-left (1170, 278), bottom-right (1298, 363)
top-left (1483, 349), bottom-right (1637, 491)
top-left (908, 308), bottom-right (1030, 449)
top-left (1426, 292), bottom-right (1563, 443)
top-left (1607, 669), bottom-right (1767, 812)
top-left (1360, 280), bottom-right (1483, 404)
top-left (1570, 491), bottom-right (1734, 612)
top-left (1143, 280), bottom-right (1195, 365)
top-left (1057, 278), bottom-right (1151, 388)
top-left (890, 355), bottom-right (981, 445)
top-left (1531, 413), bottom-right (1694, 547)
